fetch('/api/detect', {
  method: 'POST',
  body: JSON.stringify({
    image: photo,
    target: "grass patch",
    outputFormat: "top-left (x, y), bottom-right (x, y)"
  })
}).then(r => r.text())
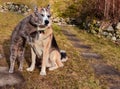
top-left (65, 26), bottom-right (120, 71)
top-left (0, 11), bottom-right (101, 88)
top-left (0, 12), bottom-right (24, 43)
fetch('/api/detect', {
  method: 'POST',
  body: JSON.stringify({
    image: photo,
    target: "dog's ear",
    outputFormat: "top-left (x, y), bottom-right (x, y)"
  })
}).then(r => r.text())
top-left (46, 4), bottom-right (50, 11)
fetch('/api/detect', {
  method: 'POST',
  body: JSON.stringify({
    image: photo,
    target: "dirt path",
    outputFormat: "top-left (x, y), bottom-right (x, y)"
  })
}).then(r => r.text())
top-left (61, 25), bottom-right (120, 89)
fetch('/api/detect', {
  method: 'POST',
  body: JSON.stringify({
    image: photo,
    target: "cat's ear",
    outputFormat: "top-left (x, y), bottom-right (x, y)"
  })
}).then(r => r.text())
top-left (34, 5), bottom-right (38, 15)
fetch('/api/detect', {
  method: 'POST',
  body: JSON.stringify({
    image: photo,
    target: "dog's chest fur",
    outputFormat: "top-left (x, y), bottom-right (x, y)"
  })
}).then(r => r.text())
top-left (31, 32), bottom-right (44, 47)
top-left (35, 33), bottom-right (44, 43)
top-left (28, 31), bottom-right (45, 57)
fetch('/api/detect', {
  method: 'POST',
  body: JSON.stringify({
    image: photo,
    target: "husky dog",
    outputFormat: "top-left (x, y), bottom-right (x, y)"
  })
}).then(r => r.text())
top-left (9, 5), bottom-right (67, 75)
top-left (26, 6), bottom-right (67, 75)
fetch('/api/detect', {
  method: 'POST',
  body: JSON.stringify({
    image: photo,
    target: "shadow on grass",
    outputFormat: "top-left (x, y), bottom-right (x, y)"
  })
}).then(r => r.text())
top-left (2, 39), bottom-right (31, 69)
top-left (25, 45), bottom-right (42, 69)
top-left (2, 39), bottom-right (10, 67)
top-left (2, 39), bottom-right (41, 71)
top-left (1, 39), bottom-right (26, 89)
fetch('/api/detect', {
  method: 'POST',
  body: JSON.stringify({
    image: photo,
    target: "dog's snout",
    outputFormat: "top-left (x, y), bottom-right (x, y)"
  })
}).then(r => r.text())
top-left (45, 20), bottom-right (49, 25)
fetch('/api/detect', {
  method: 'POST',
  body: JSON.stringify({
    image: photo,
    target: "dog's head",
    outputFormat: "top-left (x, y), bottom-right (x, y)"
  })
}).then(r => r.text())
top-left (31, 5), bottom-right (51, 28)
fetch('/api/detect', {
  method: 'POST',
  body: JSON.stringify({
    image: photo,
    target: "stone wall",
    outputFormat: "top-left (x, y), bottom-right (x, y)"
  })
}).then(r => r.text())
top-left (53, 16), bottom-right (120, 44)
top-left (0, 2), bottom-right (31, 15)
top-left (82, 19), bottom-right (120, 44)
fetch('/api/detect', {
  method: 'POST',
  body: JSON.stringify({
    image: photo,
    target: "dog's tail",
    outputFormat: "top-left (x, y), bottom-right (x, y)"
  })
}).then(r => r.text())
top-left (60, 50), bottom-right (68, 62)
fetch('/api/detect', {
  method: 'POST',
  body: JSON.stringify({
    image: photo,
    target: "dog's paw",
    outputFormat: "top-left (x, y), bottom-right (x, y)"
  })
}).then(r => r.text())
top-left (40, 71), bottom-right (46, 76)
top-left (49, 66), bottom-right (58, 71)
top-left (61, 58), bottom-right (68, 62)
top-left (59, 64), bottom-right (64, 67)
top-left (18, 68), bottom-right (23, 71)
top-left (9, 69), bottom-right (14, 73)
top-left (26, 67), bottom-right (34, 72)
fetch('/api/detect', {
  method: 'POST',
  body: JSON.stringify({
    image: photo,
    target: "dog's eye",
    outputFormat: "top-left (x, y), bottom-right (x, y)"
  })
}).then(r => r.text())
top-left (41, 14), bottom-right (44, 17)
top-left (47, 15), bottom-right (51, 18)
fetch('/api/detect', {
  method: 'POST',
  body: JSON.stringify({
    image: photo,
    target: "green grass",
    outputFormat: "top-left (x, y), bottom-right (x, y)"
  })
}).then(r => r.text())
top-left (0, 11), bottom-right (101, 89)
top-left (0, 1), bottom-right (120, 89)
top-left (66, 26), bottom-right (120, 71)
top-left (0, 12), bottom-right (24, 43)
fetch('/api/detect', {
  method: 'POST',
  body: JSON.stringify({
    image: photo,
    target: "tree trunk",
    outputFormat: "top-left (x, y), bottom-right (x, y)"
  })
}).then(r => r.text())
top-left (112, 0), bottom-right (115, 18)
top-left (104, 0), bottom-right (111, 19)
top-left (96, 0), bottom-right (120, 21)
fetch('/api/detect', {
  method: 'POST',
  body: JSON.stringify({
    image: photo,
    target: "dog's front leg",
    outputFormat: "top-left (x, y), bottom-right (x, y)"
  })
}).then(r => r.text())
top-left (40, 36), bottom-right (52, 75)
top-left (40, 50), bottom-right (49, 75)
top-left (27, 48), bottom-right (36, 71)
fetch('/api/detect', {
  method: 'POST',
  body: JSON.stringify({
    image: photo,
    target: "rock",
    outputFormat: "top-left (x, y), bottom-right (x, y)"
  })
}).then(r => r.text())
top-left (62, 21), bottom-right (67, 25)
top-left (0, 2), bottom-right (31, 15)
top-left (106, 33), bottom-right (113, 39)
top-left (111, 36), bottom-right (117, 41)
top-left (105, 32), bottom-right (112, 39)
top-left (107, 26), bottom-right (114, 32)
top-left (108, 33), bottom-right (113, 37)
top-left (52, 17), bottom-right (59, 23)
top-left (95, 21), bottom-right (101, 28)
top-left (52, 17), bottom-right (67, 25)
top-left (6, 2), bottom-right (13, 5)
top-left (107, 35), bottom-right (112, 39)
top-left (116, 31), bottom-right (119, 35)
top-left (65, 18), bottom-right (70, 24)
top-left (116, 22), bottom-right (120, 30)
top-left (57, 22), bottom-right (62, 25)
top-left (102, 32), bottom-right (109, 36)
top-left (90, 30), bottom-right (97, 34)
top-left (0, 67), bottom-right (25, 88)
top-left (81, 52), bottom-right (102, 59)
top-left (116, 34), bottom-right (120, 39)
